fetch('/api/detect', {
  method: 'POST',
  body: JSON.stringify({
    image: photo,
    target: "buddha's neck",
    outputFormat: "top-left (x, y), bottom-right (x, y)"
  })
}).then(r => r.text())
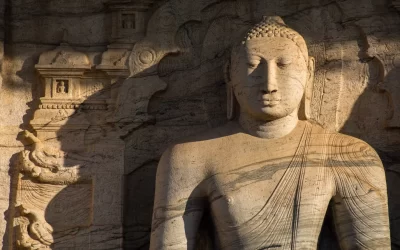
top-left (238, 111), bottom-right (299, 139)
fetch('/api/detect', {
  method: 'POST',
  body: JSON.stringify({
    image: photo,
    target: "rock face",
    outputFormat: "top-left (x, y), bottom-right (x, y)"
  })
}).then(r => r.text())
top-left (0, 0), bottom-right (399, 249)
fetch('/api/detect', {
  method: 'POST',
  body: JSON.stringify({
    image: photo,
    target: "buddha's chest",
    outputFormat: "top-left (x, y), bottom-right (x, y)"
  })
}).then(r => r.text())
top-left (207, 165), bottom-right (287, 226)
top-left (206, 156), bottom-right (335, 243)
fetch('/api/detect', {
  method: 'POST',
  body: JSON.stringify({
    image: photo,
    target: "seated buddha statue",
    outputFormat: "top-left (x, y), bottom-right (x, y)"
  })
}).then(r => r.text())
top-left (150, 16), bottom-right (391, 250)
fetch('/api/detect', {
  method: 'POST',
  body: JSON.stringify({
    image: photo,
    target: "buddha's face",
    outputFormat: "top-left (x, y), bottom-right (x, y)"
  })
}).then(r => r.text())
top-left (230, 37), bottom-right (309, 121)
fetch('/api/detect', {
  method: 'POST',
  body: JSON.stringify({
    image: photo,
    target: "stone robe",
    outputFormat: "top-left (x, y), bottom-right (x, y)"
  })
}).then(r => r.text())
top-left (151, 121), bottom-right (390, 250)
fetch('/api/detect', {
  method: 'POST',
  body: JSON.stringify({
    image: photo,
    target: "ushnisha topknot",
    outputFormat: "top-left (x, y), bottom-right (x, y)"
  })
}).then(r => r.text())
top-left (241, 16), bottom-right (308, 62)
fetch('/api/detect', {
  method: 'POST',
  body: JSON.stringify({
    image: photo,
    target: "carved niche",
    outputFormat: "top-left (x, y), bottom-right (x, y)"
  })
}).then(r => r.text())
top-left (106, 0), bottom-right (158, 45)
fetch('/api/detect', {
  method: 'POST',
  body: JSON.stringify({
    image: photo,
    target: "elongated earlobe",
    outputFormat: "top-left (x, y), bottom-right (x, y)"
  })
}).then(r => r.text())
top-left (224, 60), bottom-right (236, 120)
top-left (299, 56), bottom-right (315, 120)
top-left (227, 85), bottom-right (235, 120)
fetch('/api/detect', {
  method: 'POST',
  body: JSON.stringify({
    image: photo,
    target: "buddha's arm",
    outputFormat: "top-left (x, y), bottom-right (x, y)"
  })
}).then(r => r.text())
top-left (330, 138), bottom-right (391, 249)
top-left (150, 145), bottom-right (206, 250)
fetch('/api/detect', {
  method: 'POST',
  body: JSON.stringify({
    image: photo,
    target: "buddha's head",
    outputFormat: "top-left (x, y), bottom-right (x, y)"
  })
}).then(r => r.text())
top-left (225, 16), bottom-right (315, 121)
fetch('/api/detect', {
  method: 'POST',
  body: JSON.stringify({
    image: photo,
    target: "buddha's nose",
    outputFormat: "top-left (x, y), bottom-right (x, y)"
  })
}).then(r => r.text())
top-left (261, 61), bottom-right (278, 94)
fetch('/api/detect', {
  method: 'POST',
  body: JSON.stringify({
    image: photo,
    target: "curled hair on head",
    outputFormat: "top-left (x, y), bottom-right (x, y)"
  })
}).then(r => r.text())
top-left (240, 16), bottom-right (308, 63)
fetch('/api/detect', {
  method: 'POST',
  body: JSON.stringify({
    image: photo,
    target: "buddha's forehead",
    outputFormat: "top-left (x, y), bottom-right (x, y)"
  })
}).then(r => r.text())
top-left (241, 37), bottom-right (301, 58)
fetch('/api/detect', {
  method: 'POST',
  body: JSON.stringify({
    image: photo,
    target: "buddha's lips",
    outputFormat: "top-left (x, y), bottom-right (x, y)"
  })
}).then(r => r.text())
top-left (259, 95), bottom-right (281, 106)
top-left (261, 100), bottom-right (281, 107)
top-left (261, 98), bottom-right (281, 101)
top-left (260, 94), bottom-right (281, 101)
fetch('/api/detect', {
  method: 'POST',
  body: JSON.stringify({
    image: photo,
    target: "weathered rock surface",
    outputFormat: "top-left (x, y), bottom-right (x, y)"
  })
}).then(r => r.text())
top-left (0, 0), bottom-right (399, 249)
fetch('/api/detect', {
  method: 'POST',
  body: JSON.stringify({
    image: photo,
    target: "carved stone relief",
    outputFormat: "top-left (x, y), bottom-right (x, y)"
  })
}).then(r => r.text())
top-left (364, 36), bottom-right (400, 128)
top-left (11, 39), bottom-right (127, 248)
top-left (2, 0), bottom-right (400, 249)
top-left (15, 205), bottom-right (53, 250)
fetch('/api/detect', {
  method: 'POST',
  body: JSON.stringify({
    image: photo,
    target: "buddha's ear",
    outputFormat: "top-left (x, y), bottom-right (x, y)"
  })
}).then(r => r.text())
top-left (224, 60), bottom-right (231, 84)
top-left (224, 60), bottom-right (236, 120)
top-left (308, 56), bottom-right (315, 81)
top-left (299, 56), bottom-right (315, 120)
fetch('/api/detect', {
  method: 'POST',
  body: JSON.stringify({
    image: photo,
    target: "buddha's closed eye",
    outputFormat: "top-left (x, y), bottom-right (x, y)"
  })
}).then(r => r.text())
top-left (277, 58), bottom-right (292, 68)
top-left (247, 61), bottom-right (260, 69)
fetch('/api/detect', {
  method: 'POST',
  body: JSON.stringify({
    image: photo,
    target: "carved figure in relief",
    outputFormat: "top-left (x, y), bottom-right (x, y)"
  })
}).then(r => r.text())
top-left (16, 150), bottom-right (81, 185)
top-left (56, 80), bottom-right (68, 94)
top-left (16, 223), bottom-right (48, 250)
top-left (16, 204), bottom-right (53, 249)
top-left (16, 131), bottom-right (92, 184)
top-left (150, 16), bottom-right (390, 249)
top-left (21, 131), bottom-right (65, 172)
top-left (122, 14), bottom-right (135, 29)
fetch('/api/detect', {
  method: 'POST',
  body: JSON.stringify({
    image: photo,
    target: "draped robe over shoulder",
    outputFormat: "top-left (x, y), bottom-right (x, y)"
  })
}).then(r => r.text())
top-left (151, 121), bottom-right (390, 250)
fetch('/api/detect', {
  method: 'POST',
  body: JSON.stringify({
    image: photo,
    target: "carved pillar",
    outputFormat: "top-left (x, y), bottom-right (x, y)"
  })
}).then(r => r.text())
top-left (12, 43), bottom-right (125, 249)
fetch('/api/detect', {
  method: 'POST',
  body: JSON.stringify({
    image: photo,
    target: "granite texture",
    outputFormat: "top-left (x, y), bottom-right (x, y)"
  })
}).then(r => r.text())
top-left (0, 0), bottom-right (398, 249)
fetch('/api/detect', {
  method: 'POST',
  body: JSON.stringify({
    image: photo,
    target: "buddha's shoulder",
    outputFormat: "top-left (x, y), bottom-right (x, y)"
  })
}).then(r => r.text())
top-left (309, 122), bottom-right (372, 145)
top-left (306, 124), bottom-right (386, 189)
top-left (307, 122), bottom-right (381, 161)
